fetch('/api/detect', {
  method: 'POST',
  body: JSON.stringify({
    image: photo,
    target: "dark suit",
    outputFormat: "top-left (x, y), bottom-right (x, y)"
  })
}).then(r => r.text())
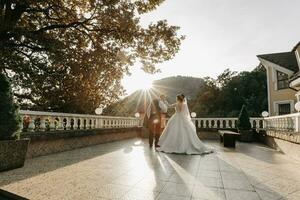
top-left (144, 100), bottom-right (161, 147)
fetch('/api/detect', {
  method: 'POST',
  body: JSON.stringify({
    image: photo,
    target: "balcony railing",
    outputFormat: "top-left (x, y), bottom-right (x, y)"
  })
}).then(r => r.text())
top-left (19, 110), bottom-right (268, 134)
top-left (19, 110), bottom-right (142, 132)
top-left (263, 113), bottom-right (300, 132)
top-left (191, 118), bottom-right (264, 129)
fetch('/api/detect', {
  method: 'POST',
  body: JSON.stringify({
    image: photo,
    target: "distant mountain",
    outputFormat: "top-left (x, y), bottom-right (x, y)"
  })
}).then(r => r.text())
top-left (104, 76), bottom-right (204, 116)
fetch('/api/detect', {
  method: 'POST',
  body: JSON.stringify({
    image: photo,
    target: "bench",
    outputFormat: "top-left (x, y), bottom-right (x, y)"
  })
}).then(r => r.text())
top-left (218, 130), bottom-right (240, 148)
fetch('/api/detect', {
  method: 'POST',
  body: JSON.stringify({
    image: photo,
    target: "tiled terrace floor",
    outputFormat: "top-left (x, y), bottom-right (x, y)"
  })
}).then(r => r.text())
top-left (1, 139), bottom-right (300, 200)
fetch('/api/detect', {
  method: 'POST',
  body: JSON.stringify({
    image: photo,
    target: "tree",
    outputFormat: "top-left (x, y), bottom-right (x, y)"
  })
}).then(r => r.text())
top-left (0, 73), bottom-right (20, 140)
top-left (189, 77), bottom-right (220, 117)
top-left (0, 0), bottom-right (183, 113)
top-left (191, 66), bottom-right (267, 117)
top-left (237, 105), bottom-right (251, 130)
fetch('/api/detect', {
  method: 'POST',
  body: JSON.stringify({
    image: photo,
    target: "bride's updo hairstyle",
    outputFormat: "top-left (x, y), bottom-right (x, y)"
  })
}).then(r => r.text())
top-left (176, 94), bottom-right (184, 103)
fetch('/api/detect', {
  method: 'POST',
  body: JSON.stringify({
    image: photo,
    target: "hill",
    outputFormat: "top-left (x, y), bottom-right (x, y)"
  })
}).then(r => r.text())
top-left (104, 76), bottom-right (204, 116)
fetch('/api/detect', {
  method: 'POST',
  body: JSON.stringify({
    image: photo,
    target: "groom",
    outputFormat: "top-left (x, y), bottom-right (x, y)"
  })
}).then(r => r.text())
top-left (145, 94), bottom-right (169, 148)
top-left (158, 94), bottom-right (169, 133)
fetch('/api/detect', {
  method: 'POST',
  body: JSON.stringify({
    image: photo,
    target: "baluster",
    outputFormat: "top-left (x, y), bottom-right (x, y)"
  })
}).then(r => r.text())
top-left (102, 119), bottom-right (106, 128)
top-left (93, 119), bottom-right (97, 129)
top-left (99, 119), bottom-right (103, 128)
top-left (90, 119), bottom-right (95, 129)
top-left (49, 117), bottom-right (56, 131)
top-left (40, 117), bottom-right (46, 131)
top-left (279, 118), bottom-right (283, 130)
top-left (57, 117), bottom-right (63, 130)
top-left (111, 119), bottom-right (114, 128)
top-left (111, 119), bottom-right (115, 128)
top-left (73, 118), bottom-right (77, 129)
top-left (95, 118), bottom-right (99, 129)
top-left (19, 115), bottom-right (24, 132)
top-left (28, 116), bottom-right (35, 131)
top-left (96, 118), bottom-right (99, 128)
top-left (66, 117), bottom-right (71, 130)
top-left (106, 119), bottom-right (110, 128)
top-left (74, 117), bottom-right (81, 129)
top-left (77, 118), bottom-right (82, 129)
top-left (86, 119), bottom-right (90, 129)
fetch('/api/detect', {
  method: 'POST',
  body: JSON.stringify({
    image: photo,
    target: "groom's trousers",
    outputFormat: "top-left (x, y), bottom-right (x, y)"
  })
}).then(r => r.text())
top-left (148, 115), bottom-right (161, 147)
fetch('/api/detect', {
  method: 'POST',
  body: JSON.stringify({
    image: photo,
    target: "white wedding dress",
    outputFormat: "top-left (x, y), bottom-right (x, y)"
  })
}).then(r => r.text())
top-left (158, 99), bottom-right (213, 155)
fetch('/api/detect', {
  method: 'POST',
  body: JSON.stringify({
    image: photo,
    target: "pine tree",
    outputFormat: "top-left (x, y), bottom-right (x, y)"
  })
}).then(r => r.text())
top-left (0, 73), bottom-right (20, 140)
top-left (237, 105), bottom-right (251, 130)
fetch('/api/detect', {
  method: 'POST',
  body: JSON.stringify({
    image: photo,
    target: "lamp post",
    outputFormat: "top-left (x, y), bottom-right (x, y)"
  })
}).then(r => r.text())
top-left (135, 112), bottom-right (140, 118)
top-left (295, 102), bottom-right (300, 112)
top-left (261, 111), bottom-right (269, 129)
top-left (95, 107), bottom-right (103, 115)
top-left (191, 112), bottom-right (197, 118)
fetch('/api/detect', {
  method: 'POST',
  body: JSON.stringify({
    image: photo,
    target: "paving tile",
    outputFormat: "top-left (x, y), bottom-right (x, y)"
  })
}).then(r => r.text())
top-left (169, 173), bottom-right (196, 184)
top-left (286, 190), bottom-right (300, 200)
top-left (222, 177), bottom-right (254, 191)
top-left (1, 139), bottom-right (300, 200)
top-left (256, 178), bottom-right (300, 196)
top-left (120, 188), bottom-right (159, 200)
top-left (194, 176), bottom-right (223, 188)
top-left (225, 189), bottom-right (260, 200)
top-left (111, 174), bottom-right (144, 186)
top-left (156, 193), bottom-right (191, 200)
top-left (162, 182), bottom-right (193, 197)
top-left (95, 183), bottom-right (131, 199)
top-left (220, 171), bottom-right (248, 181)
top-left (197, 170), bottom-right (221, 179)
top-left (255, 188), bottom-right (284, 200)
top-left (192, 186), bottom-right (226, 200)
top-left (134, 178), bottom-right (167, 192)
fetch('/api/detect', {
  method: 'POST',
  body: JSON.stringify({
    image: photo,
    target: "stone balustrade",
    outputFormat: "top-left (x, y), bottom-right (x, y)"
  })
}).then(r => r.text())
top-left (192, 117), bottom-right (264, 129)
top-left (264, 113), bottom-right (300, 132)
top-left (19, 110), bottom-right (142, 132)
top-left (19, 109), bottom-right (267, 133)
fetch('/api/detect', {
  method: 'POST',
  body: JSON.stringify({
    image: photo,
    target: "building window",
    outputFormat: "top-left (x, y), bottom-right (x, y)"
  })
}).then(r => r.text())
top-left (278, 103), bottom-right (291, 115)
top-left (277, 71), bottom-right (289, 90)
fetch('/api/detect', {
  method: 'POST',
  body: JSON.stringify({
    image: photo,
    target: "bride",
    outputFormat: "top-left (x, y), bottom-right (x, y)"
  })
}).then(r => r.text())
top-left (157, 94), bottom-right (213, 155)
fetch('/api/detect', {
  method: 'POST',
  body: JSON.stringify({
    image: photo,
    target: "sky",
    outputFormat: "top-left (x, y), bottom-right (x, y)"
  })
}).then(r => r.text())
top-left (122, 0), bottom-right (300, 94)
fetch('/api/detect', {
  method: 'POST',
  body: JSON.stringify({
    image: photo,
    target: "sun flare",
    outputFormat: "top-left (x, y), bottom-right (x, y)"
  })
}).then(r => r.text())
top-left (140, 79), bottom-right (153, 91)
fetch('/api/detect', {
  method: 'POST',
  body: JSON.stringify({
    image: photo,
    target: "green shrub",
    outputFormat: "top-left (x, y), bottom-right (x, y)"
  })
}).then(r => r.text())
top-left (0, 73), bottom-right (21, 140)
top-left (237, 105), bottom-right (251, 130)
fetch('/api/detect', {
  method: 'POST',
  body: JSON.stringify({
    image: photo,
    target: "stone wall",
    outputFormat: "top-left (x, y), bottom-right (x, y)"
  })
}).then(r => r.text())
top-left (198, 130), bottom-right (220, 140)
top-left (22, 128), bottom-right (142, 158)
top-left (260, 130), bottom-right (300, 162)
